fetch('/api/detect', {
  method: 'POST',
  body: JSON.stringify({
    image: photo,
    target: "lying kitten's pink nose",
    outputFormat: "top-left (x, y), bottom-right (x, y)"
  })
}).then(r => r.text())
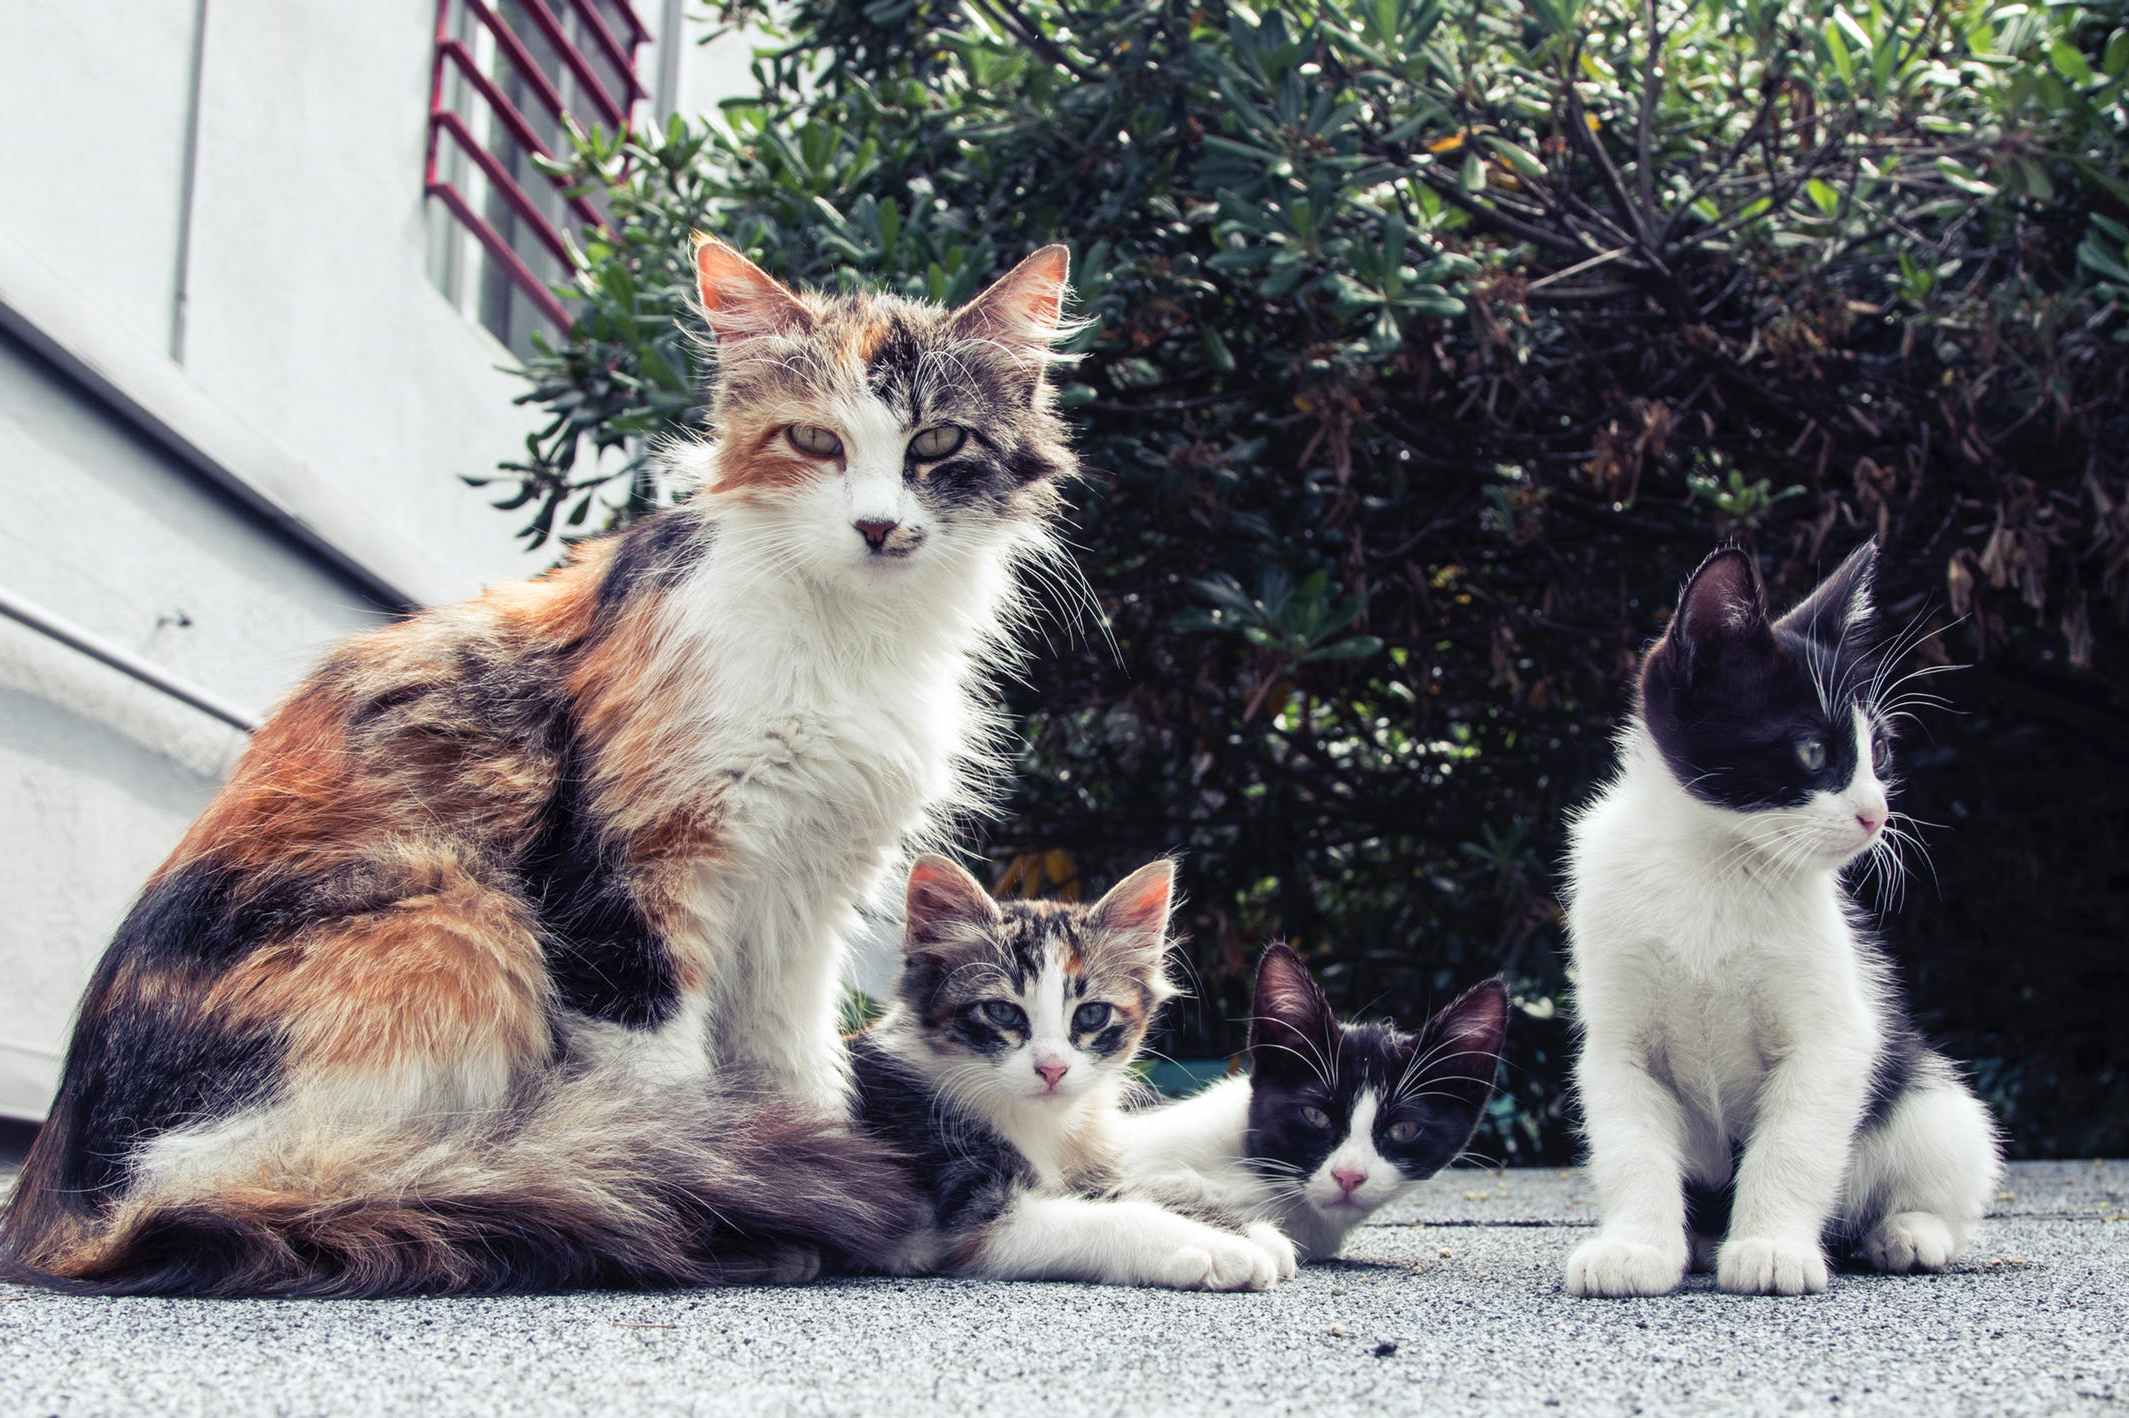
top-left (1857, 812), bottom-right (1884, 833)
top-left (1036, 1061), bottom-right (1070, 1089)
top-left (1333, 1167), bottom-right (1367, 1195)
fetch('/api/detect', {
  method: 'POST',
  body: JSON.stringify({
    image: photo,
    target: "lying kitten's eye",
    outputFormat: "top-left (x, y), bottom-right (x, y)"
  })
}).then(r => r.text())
top-left (1871, 731), bottom-right (1893, 776)
top-left (1301, 1106), bottom-right (1333, 1130)
top-left (1072, 1002), bottom-right (1112, 1032)
top-left (786, 424), bottom-right (843, 458)
top-left (976, 1001), bottom-right (1026, 1031)
top-left (1385, 1120), bottom-right (1422, 1144)
top-left (908, 425), bottom-right (966, 460)
top-left (1795, 735), bottom-right (1828, 773)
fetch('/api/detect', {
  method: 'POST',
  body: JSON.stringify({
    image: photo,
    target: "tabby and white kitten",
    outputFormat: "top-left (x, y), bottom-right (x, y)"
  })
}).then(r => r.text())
top-left (852, 856), bottom-right (1295, 1290)
top-left (2, 240), bottom-right (1083, 1296)
top-left (1116, 944), bottom-right (1508, 1261)
top-left (1564, 541), bottom-right (2003, 1298)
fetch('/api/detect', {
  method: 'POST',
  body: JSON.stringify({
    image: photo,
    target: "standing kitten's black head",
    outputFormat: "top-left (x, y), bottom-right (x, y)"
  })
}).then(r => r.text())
top-left (1639, 541), bottom-right (1902, 868)
top-left (1245, 945), bottom-right (1508, 1225)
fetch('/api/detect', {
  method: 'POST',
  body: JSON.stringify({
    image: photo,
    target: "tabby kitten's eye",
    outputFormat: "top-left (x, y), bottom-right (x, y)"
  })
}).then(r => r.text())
top-left (908, 425), bottom-right (966, 460)
top-left (1301, 1106), bottom-right (1333, 1130)
top-left (1072, 1002), bottom-right (1112, 1032)
top-left (786, 424), bottom-right (843, 458)
top-left (1385, 1120), bottom-right (1422, 1144)
top-left (976, 1001), bottom-right (1026, 1031)
top-left (1795, 736), bottom-right (1828, 773)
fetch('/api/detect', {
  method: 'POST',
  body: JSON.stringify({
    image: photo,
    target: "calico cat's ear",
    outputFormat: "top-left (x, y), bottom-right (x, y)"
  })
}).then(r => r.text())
top-left (1249, 944), bottom-right (1336, 1077)
top-left (1413, 976), bottom-right (1510, 1109)
top-left (1669, 545), bottom-right (1771, 673)
top-left (692, 234), bottom-right (812, 343)
top-left (1775, 539), bottom-right (1878, 646)
top-left (1085, 859), bottom-right (1176, 975)
top-left (949, 245), bottom-right (1072, 350)
top-left (902, 854), bottom-right (1001, 953)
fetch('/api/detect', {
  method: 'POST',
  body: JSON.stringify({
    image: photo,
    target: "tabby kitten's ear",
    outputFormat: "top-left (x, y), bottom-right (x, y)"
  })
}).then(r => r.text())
top-left (1249, 944), bottom-right (1336, 1080)
top-left (1775, 539), bottom-right (1879, 647)
top-left (1085, 859), bottom-right (1178, 989)
top-left (949, 245), bottom-right (1072, 351)
top-left (692, 234), bottom-right (812, 343)
top-left (1413, 976), bottom-right (1511, 1111)
top-left (902, 854), bottom-right (1001, 956)
top-left (1669, 545), bottom-right (1771, 676)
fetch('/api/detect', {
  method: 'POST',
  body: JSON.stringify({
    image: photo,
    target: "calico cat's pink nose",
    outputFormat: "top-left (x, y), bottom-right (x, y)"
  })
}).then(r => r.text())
top-left (1333, 1167), bottom-right (1367, 1195)
top-left (1035, 1061), bottom-right (1070, 1089)
top-left (854, 518), bottom-right (898, 551)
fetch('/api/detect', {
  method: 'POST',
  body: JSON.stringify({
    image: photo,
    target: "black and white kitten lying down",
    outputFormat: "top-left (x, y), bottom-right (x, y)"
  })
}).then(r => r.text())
top-left (850, 856), bottom-right (1295, 1290)
top-left (1115, 944), bottom-right (1509, 1261)
top-left (1564, 541), bottom-right (2003, 1298)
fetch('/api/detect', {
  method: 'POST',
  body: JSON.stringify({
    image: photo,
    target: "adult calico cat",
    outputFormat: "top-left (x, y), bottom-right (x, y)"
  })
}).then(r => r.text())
top-left (1, 239), bottom-right (1084, 1296)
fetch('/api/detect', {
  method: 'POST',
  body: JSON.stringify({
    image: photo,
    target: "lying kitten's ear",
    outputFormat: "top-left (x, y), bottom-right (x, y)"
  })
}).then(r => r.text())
top-left (1249, 944), bottom-right (1335, 1077)
top-left (1085, 859), bottom-right (1176, 978)
top-left (692, 234), bottom-right (812, 343)
top-left (903, 854), bottom-right (1001, 953)
top-left (1414, 976), bottom-right (1510, 1109)
top-left (949, 245), bottom-right (1072, 350)
top-left (1775, 538), bottom-right (1878, 646)
top-left (1669, 545), bottom-right (1770, 675)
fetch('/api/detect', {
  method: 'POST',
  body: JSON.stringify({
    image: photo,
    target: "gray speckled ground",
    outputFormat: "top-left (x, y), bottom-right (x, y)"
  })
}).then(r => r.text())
top-left (3, 1160), bottom-right (2124, 1417)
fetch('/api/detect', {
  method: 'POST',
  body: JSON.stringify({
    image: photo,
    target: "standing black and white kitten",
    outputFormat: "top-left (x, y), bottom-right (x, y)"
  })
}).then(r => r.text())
top-left (1564, 541), bottom-right (2002, 1298)
top-left (1116, 944), bottom-right (1509, 1261)
top-left (851, 856), bottom-right (1295, 1290)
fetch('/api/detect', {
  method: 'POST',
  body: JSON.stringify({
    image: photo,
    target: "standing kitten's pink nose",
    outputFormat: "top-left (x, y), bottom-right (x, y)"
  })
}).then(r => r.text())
top-left (1333, 1167), bottom-right (1367, 1195)
top-left (1035, 1061), bottom-right (1070, 1090)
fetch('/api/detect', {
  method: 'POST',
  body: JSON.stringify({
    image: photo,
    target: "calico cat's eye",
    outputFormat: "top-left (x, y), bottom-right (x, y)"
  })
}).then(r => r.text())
top-left (786, 424), bottom-right (843, 458)
top-left (976, 1000), bottom-right (1026, 1031)
top-left (1795, 735), bottom-right (1828, 773)
top-left (1301, 1105), bottom-right (1333, 1130)
top-left (1385, 1120), bottom-right (1422, 1144)
top-left (908, 425), bottom-right (966, 460)
top-left (1072, 1002), bottom-right (1112, 1032)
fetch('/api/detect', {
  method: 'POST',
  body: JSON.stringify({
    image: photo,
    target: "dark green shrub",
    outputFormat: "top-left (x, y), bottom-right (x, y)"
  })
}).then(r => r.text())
top-left (488, 0), bottom-right (2129, 1160)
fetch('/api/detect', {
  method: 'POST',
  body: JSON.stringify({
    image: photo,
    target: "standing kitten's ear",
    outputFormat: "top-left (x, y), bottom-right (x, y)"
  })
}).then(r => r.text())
top-left (692, 234), bottom-right (813, 343)
top-left (1249, 944), bottom-right (1336, 1079)
top-left (1775, 539), bottom-right (1879, 646)
top-left (1085, 859), bottom-right (1177, 980)
top-left (903, 854), bottom-right (1001, 954)
top-left (1669, 545), bottom-right (1771, 674)
top-left (949, 245), bottom-right (1072, 351)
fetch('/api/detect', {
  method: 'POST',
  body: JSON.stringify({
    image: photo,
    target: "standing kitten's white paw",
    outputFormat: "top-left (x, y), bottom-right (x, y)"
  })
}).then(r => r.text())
top-left (1245, 1221), bottom-right (1300, 1282)
top-left (1564, 1235), bottom-right (1687, 1297)
top-left (1862, 1211), bottom-right (1957, 1273)
top-left (1151, 1230), bottom-right (1278, 1292)
top-left (1716, 1235), bottom-right (1828, 1295)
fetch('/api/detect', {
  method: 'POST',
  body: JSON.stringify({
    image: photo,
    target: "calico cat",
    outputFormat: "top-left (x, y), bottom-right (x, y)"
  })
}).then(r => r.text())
top-left (1116, 944), bottom-right (1508, 1261)
top-left (1563, 541), bottom-right (2003, 1298)
top-left (851, 856), bottom-right (1295, 1290)
top-left (1, 239), bottom-right (1087, 1296)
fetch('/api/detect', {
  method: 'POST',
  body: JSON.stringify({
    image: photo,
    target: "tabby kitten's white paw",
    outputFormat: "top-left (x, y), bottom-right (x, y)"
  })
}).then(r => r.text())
top-left (1716, 1234), bottom-right (1828, 1295)
top-left (1862, 1211), bottom-right (1956, 1274)
top-left (1245, 1220), bottom-right (1300, 1282)
top-left (1564, 1235), bottom-right (1687, 1297)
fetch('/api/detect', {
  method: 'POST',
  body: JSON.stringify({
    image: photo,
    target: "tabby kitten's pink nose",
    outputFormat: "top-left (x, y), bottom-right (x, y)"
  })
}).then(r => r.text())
top-left (1035, 1061), bottom-right (1070, 1089)
top-left (1333, 1167), bottom-right (1367, 1195)
top-left (854, 518), bottom-right (898, 551)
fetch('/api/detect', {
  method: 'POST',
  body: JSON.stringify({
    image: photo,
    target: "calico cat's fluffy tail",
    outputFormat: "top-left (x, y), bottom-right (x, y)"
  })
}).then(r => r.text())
top-left (0, 1070), bottom-right (916, 1298)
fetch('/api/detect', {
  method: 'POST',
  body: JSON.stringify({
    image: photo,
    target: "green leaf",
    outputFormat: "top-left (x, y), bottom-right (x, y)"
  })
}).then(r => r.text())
top-left (2048, 39), bottom-right (2094, 87)
top-left (1805, 178), bottom-right (1841, 217)
top-left (1460, 152), bottom-right (1486, 192)
top-left (1823, 19), bottom-right (1856, 86)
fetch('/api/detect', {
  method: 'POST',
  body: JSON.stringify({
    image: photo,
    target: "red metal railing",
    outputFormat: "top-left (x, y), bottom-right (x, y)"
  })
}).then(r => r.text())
top-left (424, 0), bottom-right (648, 331)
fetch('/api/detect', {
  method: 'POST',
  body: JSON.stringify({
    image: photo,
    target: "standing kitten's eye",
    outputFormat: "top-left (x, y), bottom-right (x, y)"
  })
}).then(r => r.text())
top-left (786, 424), bottom-right (843, 457)
top-left (1795, 736), bottom-right (1827, 772)
top-left (908, 425), bottom-right (966, 460)
top-left (1072, 1002), bottom-right (1112, 1032)
top-left (976, 1001), bottom-right (1026, 1031)
top-left (1300, 1106), bottom-right (1333, 1130)
top-left (1385, 1120), bottom-right (1422, 1144)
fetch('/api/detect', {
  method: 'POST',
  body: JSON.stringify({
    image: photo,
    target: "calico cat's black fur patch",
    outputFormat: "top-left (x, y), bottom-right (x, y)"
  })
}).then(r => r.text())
top-left (848, 1033), bottom-right (1032, 1234)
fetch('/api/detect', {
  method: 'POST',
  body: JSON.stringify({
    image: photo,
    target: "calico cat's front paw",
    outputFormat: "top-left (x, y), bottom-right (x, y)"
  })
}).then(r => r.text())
top-left (1716, 1235), bottom-right (1828, 1295)
top-left (1861, 1212), bottom-right (1956, 1274)
top-left (1564, 1235), bottom-right (1686, 1297)
top-left (1244, 1221), bottom-right (1299, 1282)
top-left (1153, 1232), bottom-right (1280, 1292)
